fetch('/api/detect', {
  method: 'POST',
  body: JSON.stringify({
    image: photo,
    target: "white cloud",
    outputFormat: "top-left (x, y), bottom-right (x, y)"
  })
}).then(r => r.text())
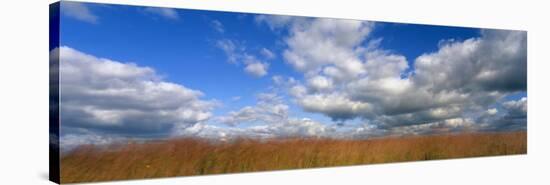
top-left (57, 46), bottom-right (217, 143)
top-left (279, 18), bottom-right (373, 80)
top-left (272, 75), bottom-right (297, 87)
top-left (244, 62), bottom-right (269, 77)
top-left (386, 117), bottom-right (476, 136)
top-left (289, 84), bottom-right (307, 98)
top-left (374, 105), bottom-right (465, 127)
top-left (256, 16), bottom-right (526, 133)
top-left (60, 133), bottom-right (123, 153)
top-left (260, 48), bottom-right (276, 59)
top-left (216, 39), bottom-right (240, 64)
top-left (243, 55), bottom-right (269, 77)
top-left (216, 39), bottom-right (270, 77)
top-left (61, 1), bottom-right (98, 24)
top-left (256, 118), bottom-right (333, 138)
top-left (144, 7), bottom-right (179, 20)
top-left (414, 30), bottom-right (527, 93)
top-left (298, 92), bottom-right (372, 121)
top-left (307, 75), bottom-right (333, 92)
top-left (486, 108), bottom-right (498, 115)
top-left (177, 118), bottom-right (335, 140)
top-left (216, 93), bottom-right (288, 126)
top-left (176, 122), bottom-right (239, 140)
top-left (211, 20), bottom-right (225, 33)
top-left (177, 91), bottom-right (339, 139)
top-left (473, 97), bottom-right (527, 132)
top-left (502, 97), bottom-right (527, 118)
top-left (255, 15), bottom-right (297, 30)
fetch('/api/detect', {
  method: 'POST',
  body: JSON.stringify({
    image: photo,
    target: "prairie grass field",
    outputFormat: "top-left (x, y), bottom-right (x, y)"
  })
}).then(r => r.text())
top-left (60, 131), bottom-right (526, 183)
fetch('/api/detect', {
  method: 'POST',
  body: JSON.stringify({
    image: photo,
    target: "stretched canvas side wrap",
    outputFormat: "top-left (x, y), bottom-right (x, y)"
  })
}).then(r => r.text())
top-left (49, 1), bottom-right (527, 184)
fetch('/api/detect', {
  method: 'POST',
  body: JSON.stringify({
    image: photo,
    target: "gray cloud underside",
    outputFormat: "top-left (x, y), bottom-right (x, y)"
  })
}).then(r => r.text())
top-left (56, 46), bottom-right (217, 148)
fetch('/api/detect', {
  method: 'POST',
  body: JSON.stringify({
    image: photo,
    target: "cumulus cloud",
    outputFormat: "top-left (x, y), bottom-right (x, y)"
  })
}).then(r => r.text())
top-left (307, 75), bottom-right (334, 92)
top-left (414, 30), bottom-right (527, 93)
top-left (61, 1), bottom-right (98, 24)
top-left (57, 46), bottom-right (217, 146)
top-left (216, 93), bottom-right (288, 126)
top-left (298, 92), bottom-right (372, 121)
top-left (385, 117), bottom-right (476, 136)
top-left (257, 15), bottom-right (374, 79)
top-left (144, 7), bottom-right (179, 20)
top-left (502, 97), bottom-right (527, 119)
top-left (244, 62), bottom-right (269, 77)
top-left (474, 97), bottom-right (527, 132)
top-left (258, 16), bottom-right (527, 133)
top-left (177, 118), bottom-right (335, 140)
top-left (243, 55), bottom-right (269, 77)
top-left (252, 118), bottom-right (335, 138)
top-left (282, 18), bottom-right (373, 79)
top-left (177, 92), bottom-right (343, 139)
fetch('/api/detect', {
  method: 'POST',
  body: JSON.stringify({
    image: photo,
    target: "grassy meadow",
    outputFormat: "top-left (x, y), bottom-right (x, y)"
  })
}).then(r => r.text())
top-left (60, 131), bottom-right (526, 183)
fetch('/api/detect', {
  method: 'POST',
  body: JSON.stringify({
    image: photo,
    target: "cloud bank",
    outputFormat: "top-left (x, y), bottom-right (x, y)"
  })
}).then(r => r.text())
top-left (56, 46), bottom-right (217, 148)
top-left (57, 14), bottom-right (526, 149)
top-left (257, 16), bottom-right (527, 135)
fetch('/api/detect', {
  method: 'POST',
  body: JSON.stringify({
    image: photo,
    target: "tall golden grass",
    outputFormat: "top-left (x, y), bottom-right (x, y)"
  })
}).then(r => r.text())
top-left (60, 131), bottom-right (526, 183)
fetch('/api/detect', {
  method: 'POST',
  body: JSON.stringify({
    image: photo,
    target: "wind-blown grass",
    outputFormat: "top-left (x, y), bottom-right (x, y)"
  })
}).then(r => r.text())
top-left (60, 131), bottom-right (526, 183)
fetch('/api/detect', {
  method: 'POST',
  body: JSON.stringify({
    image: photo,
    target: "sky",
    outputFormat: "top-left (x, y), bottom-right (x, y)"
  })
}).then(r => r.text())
top-left (55, 1), bottom-right (527, 149)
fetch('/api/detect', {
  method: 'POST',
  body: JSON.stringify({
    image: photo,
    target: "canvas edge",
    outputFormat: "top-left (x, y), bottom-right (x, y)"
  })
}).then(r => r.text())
top-left (49, 1), bottom-right (61, 184)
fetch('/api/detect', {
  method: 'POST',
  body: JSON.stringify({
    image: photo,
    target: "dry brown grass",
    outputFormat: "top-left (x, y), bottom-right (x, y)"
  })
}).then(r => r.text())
top-left (60, 131), bottom-right (526, 183)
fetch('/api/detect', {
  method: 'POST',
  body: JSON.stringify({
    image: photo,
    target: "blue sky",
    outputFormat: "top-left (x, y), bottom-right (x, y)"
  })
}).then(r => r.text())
top-left (60, 3), bottom-right (479, 99)
top-left (61, 5), bottom-right (289, 115)
top-left (57, 1), bottom-right (527, 147)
